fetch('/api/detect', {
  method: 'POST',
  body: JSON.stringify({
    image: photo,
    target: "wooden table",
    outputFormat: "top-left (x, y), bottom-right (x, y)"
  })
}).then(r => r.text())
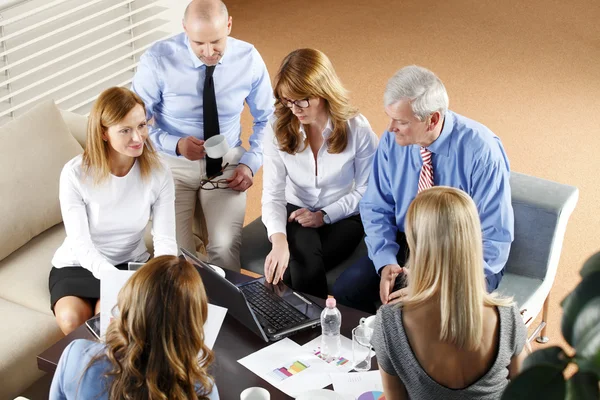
top-left (38, 269), bottom-right (377, 399)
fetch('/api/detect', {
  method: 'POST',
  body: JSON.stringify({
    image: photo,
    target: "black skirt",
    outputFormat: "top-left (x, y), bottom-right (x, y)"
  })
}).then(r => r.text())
top-left (49, 263), bottom-right (129, 312)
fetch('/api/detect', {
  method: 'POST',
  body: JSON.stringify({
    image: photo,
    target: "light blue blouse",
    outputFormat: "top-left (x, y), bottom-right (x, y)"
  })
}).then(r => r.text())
top-left (49, 339), bottom-right (219, 399)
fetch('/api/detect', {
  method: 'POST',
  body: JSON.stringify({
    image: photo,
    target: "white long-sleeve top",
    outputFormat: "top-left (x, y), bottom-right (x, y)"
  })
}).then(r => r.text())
top-left (262, 113), bottom-right (379, 239)
top-left (52, 155), bottom-right (177, 279)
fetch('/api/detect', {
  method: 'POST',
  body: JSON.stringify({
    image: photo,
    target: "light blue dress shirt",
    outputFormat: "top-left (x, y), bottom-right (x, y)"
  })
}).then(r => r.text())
top-left (131, 33), bottom-right (274, 175)
top-left (360, 110), bottom-right (514, 277)
top-left (49, 339), bottom-right (219, 400)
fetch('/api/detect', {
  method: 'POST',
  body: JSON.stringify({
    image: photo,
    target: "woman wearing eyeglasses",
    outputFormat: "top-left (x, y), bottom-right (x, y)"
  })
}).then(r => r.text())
top-left (49, 87), bottom-right (177, 335)
top-left (262, 48), bottom-right (378, 298)
top-left (49, 256), bottom-right (218, 399)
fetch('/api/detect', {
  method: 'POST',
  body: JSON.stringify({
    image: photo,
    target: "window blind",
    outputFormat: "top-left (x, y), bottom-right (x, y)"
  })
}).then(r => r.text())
top-left (0, 0), bottom-right (174, 124)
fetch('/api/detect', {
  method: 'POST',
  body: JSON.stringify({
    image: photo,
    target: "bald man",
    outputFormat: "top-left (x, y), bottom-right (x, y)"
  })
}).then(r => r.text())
top-left (132, 0), bottom-right (273, 271)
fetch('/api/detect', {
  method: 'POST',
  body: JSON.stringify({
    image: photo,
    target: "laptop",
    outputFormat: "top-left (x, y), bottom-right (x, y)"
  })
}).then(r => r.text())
top-left (181, 248), bottom-right (323, 342)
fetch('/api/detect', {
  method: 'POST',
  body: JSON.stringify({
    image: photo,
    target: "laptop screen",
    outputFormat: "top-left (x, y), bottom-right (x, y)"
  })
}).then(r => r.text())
top-left (181, 248), bottom-right (269, 342)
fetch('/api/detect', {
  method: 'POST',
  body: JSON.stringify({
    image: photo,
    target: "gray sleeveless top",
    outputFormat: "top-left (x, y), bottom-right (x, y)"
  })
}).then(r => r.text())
top-left (371, 303), bottom-right (527, 400)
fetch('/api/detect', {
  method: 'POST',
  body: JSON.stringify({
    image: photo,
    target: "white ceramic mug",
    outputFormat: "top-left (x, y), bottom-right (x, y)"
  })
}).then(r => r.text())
top-left (240, 387), bottom-right (270, 400)
top-left (204, 134), bottom-right (230, 159)
top-left (359, 315), bottom-right (376, 331)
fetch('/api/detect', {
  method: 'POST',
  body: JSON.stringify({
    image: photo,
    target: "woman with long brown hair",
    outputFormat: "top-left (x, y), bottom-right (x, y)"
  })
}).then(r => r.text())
top-left (371, 187), bottom-right (527, 399)
top-left (49, 87), bottom-right (177, 335)
top-left (49, 256), bottom-right (218, 399)
top-left (262, 48), bottom-right (378, 298)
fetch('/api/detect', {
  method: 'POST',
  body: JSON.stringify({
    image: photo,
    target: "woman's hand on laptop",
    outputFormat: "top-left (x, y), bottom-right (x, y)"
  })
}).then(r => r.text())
top-left (265, 233), bottom-right (290, 284)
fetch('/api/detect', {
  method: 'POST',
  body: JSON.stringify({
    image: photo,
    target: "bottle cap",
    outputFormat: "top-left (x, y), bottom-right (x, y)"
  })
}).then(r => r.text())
top-left (326, 297), bottom-right (336, 308)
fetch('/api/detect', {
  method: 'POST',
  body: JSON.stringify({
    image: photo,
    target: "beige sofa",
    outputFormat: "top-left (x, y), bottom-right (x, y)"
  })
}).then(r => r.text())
top-left (0, 100), bottom-right (92, 399)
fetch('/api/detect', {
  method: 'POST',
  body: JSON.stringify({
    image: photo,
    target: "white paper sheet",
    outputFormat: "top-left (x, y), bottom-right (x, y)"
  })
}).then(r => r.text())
top-left (203, 303), bottom-right (227, 349)
top-left (330, 371), bottom-right (385, 399)
top-left (238, 338), bottom-right (337, 398)
top-left (100, 268), bottom-right (135, 336)
top-left (99, 268), bottom-right (227, 349)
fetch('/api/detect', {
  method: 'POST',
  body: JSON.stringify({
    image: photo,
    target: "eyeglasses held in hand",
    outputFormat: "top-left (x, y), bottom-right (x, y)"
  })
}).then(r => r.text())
top-left (279, 97), bottom-right (310, 109)
top-left (200, 163), bottom-right (229, 190)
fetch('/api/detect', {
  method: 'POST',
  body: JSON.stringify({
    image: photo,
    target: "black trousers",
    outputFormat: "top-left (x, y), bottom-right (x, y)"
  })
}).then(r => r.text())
top-left (332, 232), bottom-right (409, 313)
top-left (283, 203), bottom-right (365, 299)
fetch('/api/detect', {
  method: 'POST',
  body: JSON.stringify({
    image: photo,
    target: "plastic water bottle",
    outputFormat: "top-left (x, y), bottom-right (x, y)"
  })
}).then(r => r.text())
top-left (320, 297), bottom-right (342, 362)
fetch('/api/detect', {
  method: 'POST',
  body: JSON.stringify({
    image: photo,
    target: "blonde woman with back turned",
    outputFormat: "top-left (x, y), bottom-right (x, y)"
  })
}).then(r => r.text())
top-left (371, 187), bottom-right (527, 400)
top-left (49, 87), bottom-right (177, 335)
top-left (49, 256), bottom-right (218, 399)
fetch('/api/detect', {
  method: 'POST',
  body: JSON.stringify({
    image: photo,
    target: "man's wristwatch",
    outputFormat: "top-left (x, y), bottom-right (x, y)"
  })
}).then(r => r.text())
top-left (321, 210), bottom-right (331, 224)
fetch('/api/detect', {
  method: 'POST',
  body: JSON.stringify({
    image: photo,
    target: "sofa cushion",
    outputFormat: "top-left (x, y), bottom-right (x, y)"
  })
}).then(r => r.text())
top-left (0, 222), bottom-right (154, 316)
top-left (0, 224), bottom-right (66, 316)
top-left (60, 109), bottom-right (88, 148)
top-left (0, 298), bottom-right (63, 400)
top-left (0, 100), bottom-right (83, 262)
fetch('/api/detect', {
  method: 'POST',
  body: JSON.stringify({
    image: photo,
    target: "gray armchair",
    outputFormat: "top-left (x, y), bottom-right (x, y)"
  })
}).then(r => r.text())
top-left (240, 172), bottom-right (579, 345)
top-left (496, 172), bottom-right (578, 343)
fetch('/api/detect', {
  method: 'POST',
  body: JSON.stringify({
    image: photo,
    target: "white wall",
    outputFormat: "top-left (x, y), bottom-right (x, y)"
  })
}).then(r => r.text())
top-left (0, 0), bottom-right (23, 11)
top-left (157, 0), bottom-right (187, 33)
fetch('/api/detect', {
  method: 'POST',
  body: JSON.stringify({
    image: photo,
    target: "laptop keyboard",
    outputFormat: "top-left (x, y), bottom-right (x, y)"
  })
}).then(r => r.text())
top-left (240, 281), bottom-right (309, 331)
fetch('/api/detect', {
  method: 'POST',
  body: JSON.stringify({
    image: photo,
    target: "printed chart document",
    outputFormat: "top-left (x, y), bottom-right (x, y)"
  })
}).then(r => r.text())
top-left (330, 371), bottom-right (386, 399)
top-left (99, 268), bottom-right (227, 349)
top-left (300, 335), bottom-right (356, 373)
top-left (238, 338), bottom-right (337, 397)
top-left (238, 335), bottom-right (376, 397)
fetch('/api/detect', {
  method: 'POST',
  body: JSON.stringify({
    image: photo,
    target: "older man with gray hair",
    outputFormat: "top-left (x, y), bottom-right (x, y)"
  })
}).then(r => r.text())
top-left (333, 65), bottom-right (514, 313)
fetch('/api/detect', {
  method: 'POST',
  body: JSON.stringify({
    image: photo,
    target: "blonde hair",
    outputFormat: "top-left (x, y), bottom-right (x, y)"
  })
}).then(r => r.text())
top-left (273, 48), bottom-right (357, 154)
top-left (88, 256), bottom-right (214, 399)
top-left (402, 187), bottom-right (512, 350)
top-left (82, 86), bottom-right (160, 183)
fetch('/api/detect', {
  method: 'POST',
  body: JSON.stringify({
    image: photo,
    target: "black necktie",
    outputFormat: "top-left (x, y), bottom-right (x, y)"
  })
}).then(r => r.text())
top-left (203, 65), bottom-right (222, 178)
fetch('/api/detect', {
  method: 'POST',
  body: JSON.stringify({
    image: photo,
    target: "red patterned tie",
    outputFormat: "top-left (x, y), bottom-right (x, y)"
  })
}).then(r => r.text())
top-left (418, 147), bottom-right (434, 193)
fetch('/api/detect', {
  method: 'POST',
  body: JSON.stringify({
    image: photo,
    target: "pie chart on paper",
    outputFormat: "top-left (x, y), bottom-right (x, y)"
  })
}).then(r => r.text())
top-left (357, 391), bottom-right (385, 400)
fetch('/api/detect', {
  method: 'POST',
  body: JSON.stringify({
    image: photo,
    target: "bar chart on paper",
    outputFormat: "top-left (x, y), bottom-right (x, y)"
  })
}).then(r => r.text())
top-left (268, 360), bottom-right (310, 382)
top-left (313, 347), bottom-right (351, 367)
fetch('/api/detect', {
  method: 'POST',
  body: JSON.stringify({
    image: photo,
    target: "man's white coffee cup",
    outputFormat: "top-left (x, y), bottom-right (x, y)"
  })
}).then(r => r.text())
top-left (240, 387), bottom-right (270, 400)
top-left (359, 315), bottom-right (376, 340)
top-left (204, 135), bottom-right (230, 159)
top-left (359, 315), bottom-right (376, 331)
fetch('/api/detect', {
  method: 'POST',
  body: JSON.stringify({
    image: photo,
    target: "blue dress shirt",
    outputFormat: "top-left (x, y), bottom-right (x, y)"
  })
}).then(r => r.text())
top-left (360, 110), bottom-right (514, 277)
top-left (132, 33), bottom-right (274, 175)
top-left (49, 339), bottom-right (219, 399)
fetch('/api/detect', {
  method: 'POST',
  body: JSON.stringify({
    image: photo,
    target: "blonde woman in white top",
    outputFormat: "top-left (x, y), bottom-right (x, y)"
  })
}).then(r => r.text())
top-left (50, 87), bottom-right (177, 335)
top-left (262, 49), bottom-right (378, 298)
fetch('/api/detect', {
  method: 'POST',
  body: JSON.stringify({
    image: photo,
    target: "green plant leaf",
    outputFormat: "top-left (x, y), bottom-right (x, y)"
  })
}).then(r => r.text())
top-left (501, 365), bottom-right (566, 400)
top-left (566, 371), bottom-right (599, 400)
top-left (570, 297), bottom-right (600, 377)
top-left (573, 298), bottom-right (600, 355)
top-left (574, 358), bottom-right (600, 377)
top-left (580, 252), bottom-right (600, 278)
top-left (522, 346), bottom-right (569, 372)
top-left (562, 271), bottom-right (600, 346)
